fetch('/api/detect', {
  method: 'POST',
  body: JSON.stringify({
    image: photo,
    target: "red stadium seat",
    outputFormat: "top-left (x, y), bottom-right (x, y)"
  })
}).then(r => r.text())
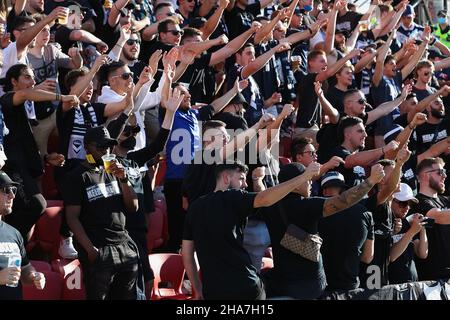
top-left (147, 200), bottom-right (169, 252)
top-left (154, 159), bottom-right (166, 186)
top-left (42, 165), bottom-right (59, 200)
top-left (29, 260), bottom-right (52, 272)
top-left (22, 270), bottom-right (63, 300)
top-left (26, 201), bottom-right (63, 260)
top-left (279, 156), bottom-right (292, 166)
top-left (148, 253), bottom-right (190, 300)
top-left (51, 259), bottom-right (86, 300)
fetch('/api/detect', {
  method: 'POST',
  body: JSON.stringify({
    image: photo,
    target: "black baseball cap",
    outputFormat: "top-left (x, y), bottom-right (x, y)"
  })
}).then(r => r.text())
top-left (0, 171), bottom-right (20, 188)
top-left (229, 92), bottom-right (249, 108)
top-left (84, 126), bottom-right (118, 147)
top-left (278, 163), bottom-right (306, 183)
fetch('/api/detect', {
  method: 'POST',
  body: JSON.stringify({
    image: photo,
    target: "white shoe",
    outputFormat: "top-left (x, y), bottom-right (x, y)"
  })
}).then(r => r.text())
top-left (58, 237), bottom-right (78, 259)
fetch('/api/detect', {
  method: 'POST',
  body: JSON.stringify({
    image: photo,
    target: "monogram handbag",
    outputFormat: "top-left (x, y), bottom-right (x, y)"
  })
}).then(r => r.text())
top-left (278, 203), bottom-right (323, 262)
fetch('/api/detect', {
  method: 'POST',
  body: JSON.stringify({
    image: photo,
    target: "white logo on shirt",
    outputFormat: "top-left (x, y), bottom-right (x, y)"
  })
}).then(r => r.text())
top-left (86, 181), bottom-right (121, 202)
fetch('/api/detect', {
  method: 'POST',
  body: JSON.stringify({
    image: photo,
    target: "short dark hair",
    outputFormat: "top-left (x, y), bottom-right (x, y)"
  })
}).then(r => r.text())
top-left (307, 50), bottom-right (326, 67)
top-left (343, 88), bottom-right (361, 106)
top-left (98, 60), bottom-right (126, 85)
top-left (237, 42), bottom-right (254, 55)
top-left (155, 2), bottom-right (172, 15)
top-left (11, 16), bottom-right (36, 41)
top-left (291, 137), bottom-right (313, 159)
top-left (384, 55), bottom-right (396, 66)
top-left (181, 27), bottom-right (202, 43)
top-left (337, 116), bottom-right (363, 144)
top-left (215, 161), bottom-right (249, 180)
top-left (417, 157), bottom-right (445, 175)
top-left (202, 120), bottom-right (226, 135)
top-left (158, 17), bottom-right (178, 34)
top-left (3, 64), bottom-right (29, 92)
top-left (64, 67), bottom-right (89, 91)
top-left (377, 159), bottom-right (395, 168)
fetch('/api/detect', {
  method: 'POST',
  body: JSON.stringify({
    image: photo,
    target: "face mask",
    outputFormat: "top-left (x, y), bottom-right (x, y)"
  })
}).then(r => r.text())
top-left (303, 5), bottom-right (313, 12)
top-left (431, 108), bottom-right (445, 119)
top-left (438, 17), bottom-right (447, 24)
top-left (120, 136), bottom-right (136, 149)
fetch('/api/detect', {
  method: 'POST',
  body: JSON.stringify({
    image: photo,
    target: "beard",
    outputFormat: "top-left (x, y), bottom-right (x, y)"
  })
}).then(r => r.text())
top-left (430, 176), bottom-right (445, 194)
top-left (431, 108), bottom-right (445, 119)
top-left (123, 50), bottom-right (138, 62)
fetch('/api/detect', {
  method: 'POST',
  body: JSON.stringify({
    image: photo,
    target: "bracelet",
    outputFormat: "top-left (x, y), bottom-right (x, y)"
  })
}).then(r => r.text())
top-left (408, 124), bottom-right (415, 130)
top-left (115, 43), bottom-right (123, 49)
top-left (55, 92), bottom-right (61, 101)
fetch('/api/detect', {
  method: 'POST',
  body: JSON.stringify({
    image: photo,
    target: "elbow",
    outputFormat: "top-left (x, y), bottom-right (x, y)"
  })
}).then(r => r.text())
top-left (361, 253), bottom-right (374, 264)
top-left (126, 200), bottom-right (139, 213)
top-left (70, 30), bottom-right (83, 42)
top-left (254, 193), bottom-right (271, 208)
top-left (329, 114), bottom-right (339, 124)
top-left (418, 250), bottom-right (428, 259)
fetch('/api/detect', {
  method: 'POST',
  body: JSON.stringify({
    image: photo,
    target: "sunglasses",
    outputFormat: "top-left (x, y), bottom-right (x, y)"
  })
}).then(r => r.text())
top-left (393, 199), bottom-right (410, 208)
top-left (302, 150), bottom-right (317, 156)
top-left (423, 72), bottom-right (431, 76)
top-left (126, 39), bottom-right (141, 46)
top-left (1, 186), bottom-right (17, 196)
top-left (112, 72), bottom-right (134, 80)
top-left (356, 98), bottom-right (367, 105)
top-left (426, 168), bottom-right (447, 176)
top-left (166, 29), bottom-right (184, 36)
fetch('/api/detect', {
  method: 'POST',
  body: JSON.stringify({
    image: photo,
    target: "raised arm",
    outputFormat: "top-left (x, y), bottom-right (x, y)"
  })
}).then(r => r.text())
top-left (16, 7), bottom-right (66, 56)
top-left (377, 0), bottom-right (408, 38)
top-left (109, 25), bottom-right (131, 61)
top-left (253, 162), bottom-right (321, 208)
top-left (315, 81), bottom-right (339, 124)
top-left (377, 146), bottom-right (411, 205)
top-left (209, 22), bottom-right (259, 66)
top-left (408, 85), bottom-right (450, 122)
top-left (254, 8), bottom-right (287, 44)
top-left (323, 163), bottom-right (384, 217)
top-left (210, 79), bottom-right (247, 113)
top-left (401, 27), bottom-right (431, 80)
top-left (344, 140), bottom-right (399, 169)
top-left (284, 19), bottom-right (327, 46)
top-left (354, 48), bottom-right (377, 73)
top-left (108, 0), bottom-right (130, 27)
top-left (324, 2), bottom-right (339, 55)
top-left (13, 89), bottom-right (78, 107)
top-left (372, 31), bottom-right (396, 87)
top-left (241, 42), bottom-right (291, 79)
top-left (14, 0), bottom-right (26, 15)
top-left (417, 136), bottom-right (450, 164)
top-left (316, 49), bottom-right (361, 83)
top-left (366, 84), bottom-right (411, 125)
top-left (200, 0), bottom-right (229, 40)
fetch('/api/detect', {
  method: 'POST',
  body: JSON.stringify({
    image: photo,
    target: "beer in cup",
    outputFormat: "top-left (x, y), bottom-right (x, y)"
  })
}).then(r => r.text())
top-left (102, 154), bottom-right (116, 174)
top-left (291, 55), bottom-right (301, 71)
top-left (58, 8), bottom-right (70, 25)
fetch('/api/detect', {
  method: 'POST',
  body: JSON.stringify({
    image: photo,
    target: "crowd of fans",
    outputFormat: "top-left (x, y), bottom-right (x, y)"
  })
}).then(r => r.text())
top-left (1, 0), bottom-right (450, 300)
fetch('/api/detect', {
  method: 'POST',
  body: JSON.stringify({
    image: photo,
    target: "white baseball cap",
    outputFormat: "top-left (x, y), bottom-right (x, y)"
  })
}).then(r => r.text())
top-left (393, 183), bottom-right (418, 203)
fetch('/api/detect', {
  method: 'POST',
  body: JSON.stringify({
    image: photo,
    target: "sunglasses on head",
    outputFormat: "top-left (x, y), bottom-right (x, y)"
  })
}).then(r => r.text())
top-left (126, 39), bottom-right (141, 45)
top-left (1, 186), bottom-right (17, 196)
top-left (426, 168), bottom-right (447, 176)
top-left (166, 29), bottom-right (184, 36)
top-left (113, 72), bottom-right (134, 80)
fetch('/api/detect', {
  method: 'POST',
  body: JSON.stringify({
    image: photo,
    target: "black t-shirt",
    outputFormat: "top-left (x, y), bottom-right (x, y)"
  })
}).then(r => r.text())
top-left (330, 146), bottom-right (367, 188)
top-left (411, 193), bottom-right (450, 280)
top-left (128, 60), bottom-right (147, 85)
top-left (178, 52), bottom-right (215, 104)
top-left (227, 64), bottom-right (264, 127)
top-left (316, 112), bottom-right (369, 163)
top-left (182, 149), bottom-right (218, 205)
top-left (394, 113), bottom-right (408, 128)
top-left (183, 189), bottom-right (263, 300)
top-left (261, 194), bottom-right (327, 299)
top-left (56, 103), bottom-right (107, 172)
top-left (62, 164), bottom-right (131, 249)
top-left (319, 203), bottom-right (374, 290)
top-left (295, 71), bottom-right (321, 128)
top-left (54, 25), bottom-right (76, 54)
top-left (325, 86), bottom-right (346, 114)
top-left (224, 2), bottom-right (261, 41)
top-left (6, 9), bottom-right (29, 34)
top-left (138, 39), bottom-right (173, 83)
top-left (410, 120), bottom-right (450, 155)
top-left (362, 193), bottom-right (393, 286)
top-left (401, 155), bottom-right (418, 195)
top-left (412, 86), bottom-right (436, 102)
top-left (0, 92), bottom-right (43, 177)
top-left (0, 221), bottom-right (29, 300)
top-left (336, 11), bottom-right (363, 34)
top-left (253, 40), bottom-right (279, 101)
top-left (388, 219), bottom-right (420, 284)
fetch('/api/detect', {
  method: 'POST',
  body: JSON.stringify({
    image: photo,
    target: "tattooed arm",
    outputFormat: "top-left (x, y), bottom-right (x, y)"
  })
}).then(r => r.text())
top-left (322, 164), bottom-right (385, 217)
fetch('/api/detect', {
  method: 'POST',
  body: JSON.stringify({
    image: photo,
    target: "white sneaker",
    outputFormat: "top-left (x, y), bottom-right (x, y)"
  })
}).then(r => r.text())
top-left (58, 237), bottom-right (78, 259)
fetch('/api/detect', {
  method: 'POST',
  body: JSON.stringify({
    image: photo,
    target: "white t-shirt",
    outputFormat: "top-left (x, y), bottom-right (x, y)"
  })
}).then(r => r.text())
top-left (0, 42), bottom-right (28, 78)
